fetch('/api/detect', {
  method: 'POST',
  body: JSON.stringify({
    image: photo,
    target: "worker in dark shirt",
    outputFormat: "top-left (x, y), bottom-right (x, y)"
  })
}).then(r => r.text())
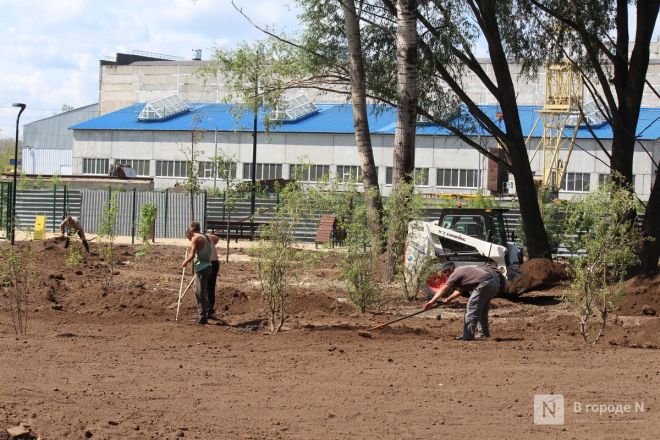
top-left (423, 261), bottom-right (500, 341)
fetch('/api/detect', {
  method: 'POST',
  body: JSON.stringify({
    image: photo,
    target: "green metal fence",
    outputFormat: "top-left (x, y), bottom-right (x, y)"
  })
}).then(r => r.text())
top-left (0, 181), bottom-right (12, 240)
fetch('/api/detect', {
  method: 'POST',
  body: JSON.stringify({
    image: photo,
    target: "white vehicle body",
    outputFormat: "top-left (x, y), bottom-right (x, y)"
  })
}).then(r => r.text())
top-left (404, 208), bottom-right (523, 296)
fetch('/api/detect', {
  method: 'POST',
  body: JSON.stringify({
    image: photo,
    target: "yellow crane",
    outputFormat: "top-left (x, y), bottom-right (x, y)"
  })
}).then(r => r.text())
top-left (527, 63), bottom-right (584, 196)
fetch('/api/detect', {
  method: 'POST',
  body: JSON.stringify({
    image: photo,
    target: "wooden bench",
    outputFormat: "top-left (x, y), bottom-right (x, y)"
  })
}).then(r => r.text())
top-left (206, 220), bottom-right (267, 242)
top-left (315, 215), bottom-right (345, 248)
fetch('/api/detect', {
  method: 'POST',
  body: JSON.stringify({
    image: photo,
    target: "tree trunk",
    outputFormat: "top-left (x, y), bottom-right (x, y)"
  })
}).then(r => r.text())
top-left (384, 0), bottom-right (419, 282)
top-left (609, 0), bottom-right (659, 274)
top-left (476, 0), bottom-right (551, 259)
top-left (341, 0), bottom-right (385, 254)
top-left (640, 164), bottom-right (660, 274)
top-left (391, 0), bottom-right (418, 187)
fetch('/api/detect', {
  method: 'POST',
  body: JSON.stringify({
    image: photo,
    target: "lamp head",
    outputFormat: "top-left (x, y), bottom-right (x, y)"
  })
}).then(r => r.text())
top-left (12, 103), bottom-right (26, 109)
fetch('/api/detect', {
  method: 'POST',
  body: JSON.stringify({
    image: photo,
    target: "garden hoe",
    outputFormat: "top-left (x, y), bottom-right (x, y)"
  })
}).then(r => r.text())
top-left (357, 304), bottom-right (440, 338)
top-left (175, 249), bottom-right (194, 322)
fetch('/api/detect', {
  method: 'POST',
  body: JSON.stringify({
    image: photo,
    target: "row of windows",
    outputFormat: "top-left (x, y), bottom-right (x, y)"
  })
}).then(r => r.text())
top-left (82, 159), bottom-right (626, 192)
top-left (81, 159), bottom-right (481, 187)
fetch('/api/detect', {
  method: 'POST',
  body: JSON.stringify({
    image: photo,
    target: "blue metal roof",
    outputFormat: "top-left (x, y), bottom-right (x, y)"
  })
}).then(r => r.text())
top-left (70, 102), bottom-right (660, 141)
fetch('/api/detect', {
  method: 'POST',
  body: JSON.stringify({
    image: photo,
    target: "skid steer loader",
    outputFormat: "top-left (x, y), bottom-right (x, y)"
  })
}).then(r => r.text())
top-left (404, 208), bottom-right (523, 297)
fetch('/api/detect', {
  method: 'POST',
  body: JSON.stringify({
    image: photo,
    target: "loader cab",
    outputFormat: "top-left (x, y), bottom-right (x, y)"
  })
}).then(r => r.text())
top-left (438, 208), bottom-right (509, 246)
top-left (435, 208), bottom-right (514, 264)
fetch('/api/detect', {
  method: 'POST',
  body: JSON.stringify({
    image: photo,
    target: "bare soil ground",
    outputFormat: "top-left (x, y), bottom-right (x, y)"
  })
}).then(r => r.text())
top-left (1, 238), bottom-right (659, 439)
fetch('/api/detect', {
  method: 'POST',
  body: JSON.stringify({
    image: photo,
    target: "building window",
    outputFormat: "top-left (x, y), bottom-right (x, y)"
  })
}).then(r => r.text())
top-left (115, 159), bottom-right (150, 176)
top-left (292, 164), bottom-right (330, 183)
top-left (414, 168), bottom-right (429, 186)
top-left (156, 160), bottom-right (188, 178)
top-left (82, 158), bottom-right (109, 175)
top-left (561, 172), bottom-right (590, 192)
top-left (199, 161), bottom-right (237, 180)
top-left (436, 169), bottom-right (481, 188)
top-left (336, 165), bottom-right (362, 183)
top-left (598, 173), bottom-right (610, 188)
top-left (384, 167), bottom-right (429, 186)
top-left (243, 163), bottom-right (284, 181)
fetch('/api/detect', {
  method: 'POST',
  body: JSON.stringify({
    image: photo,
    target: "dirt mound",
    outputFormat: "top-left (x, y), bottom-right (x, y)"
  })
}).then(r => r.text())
top-left (507, 258), bottom-right (568, 294)
top-left (616, 274), bottom-right (660, 316)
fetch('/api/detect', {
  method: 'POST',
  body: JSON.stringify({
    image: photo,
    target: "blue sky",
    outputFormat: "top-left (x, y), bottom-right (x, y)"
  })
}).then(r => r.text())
top-left (0, 1), bottom-right (657, 138)
top-left (0, 0), bottom-right (301, 136)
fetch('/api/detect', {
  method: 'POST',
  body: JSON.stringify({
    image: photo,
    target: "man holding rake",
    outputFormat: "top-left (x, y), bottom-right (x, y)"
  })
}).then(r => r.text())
top-left (182, 222), bottom-right (213, 325)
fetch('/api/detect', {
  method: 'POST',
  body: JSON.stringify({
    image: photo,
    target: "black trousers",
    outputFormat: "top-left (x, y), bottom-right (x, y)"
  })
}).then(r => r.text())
top-left (64, 230), bottom-right (90, 253)
top-left (207, 260), bottom-right (220, 312)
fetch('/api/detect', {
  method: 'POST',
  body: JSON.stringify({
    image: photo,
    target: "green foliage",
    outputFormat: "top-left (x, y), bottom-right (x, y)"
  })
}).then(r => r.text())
top-left (464, 190), bottom-right (496, 209)
top-left (18, 171), bottom-right (31, 190)
top-left (542, 201), bottom-right (567, 254)
top-left (383, 178), bottom-right (425, 284)
top-left (251, 179), bottom-right (317, 333)
top-left (136, 203), bottom-right (157, 258)
top-left (0, 244), bottom-right (35, 335)
top-left (212, 151), bottom-right (241, 262)
top-left (181, 112), bottom-right (206, 220)
top-left (0, 137), bottom-right (19, 170)
top-left (98, 196), bottom-right (119, 292)
top-left (34, 175), bottom-right (46, 189)
top-left (201, 39), bottom-right (288, 132)
top-left (65, 233), bottom-right (83, 267)
top-left (562, 179), bottom-right (645, 344)
top-left (335, 185), bottom-right (381, 313)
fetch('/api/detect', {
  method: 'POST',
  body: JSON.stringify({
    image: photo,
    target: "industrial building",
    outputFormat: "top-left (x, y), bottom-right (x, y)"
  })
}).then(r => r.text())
top-left (68, 97), bottom-right (659, 199)
top-left (21, 48), bottom-right (660, 200)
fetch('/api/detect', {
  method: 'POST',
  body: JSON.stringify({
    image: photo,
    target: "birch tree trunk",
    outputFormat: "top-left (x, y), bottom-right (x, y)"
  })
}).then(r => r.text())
top-left (384, 0), bottom-right (419, 281)
top-left (340, 0), bottom-right (385, 254)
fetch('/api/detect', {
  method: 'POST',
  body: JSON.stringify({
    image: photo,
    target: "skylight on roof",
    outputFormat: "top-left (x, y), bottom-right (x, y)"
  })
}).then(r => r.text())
top-left (566, 101), bottom-right (608, 128)
top-left (270, 94), bottom-right (318, 123)
top-left (138, 95), bottom-right (190, 121)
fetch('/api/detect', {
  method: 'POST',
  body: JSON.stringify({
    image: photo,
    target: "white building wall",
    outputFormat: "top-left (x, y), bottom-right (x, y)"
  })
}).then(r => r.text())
top-left (72, 128), bottom-right (658, 199)
top-left (22, 148), bottom-right (72, 175)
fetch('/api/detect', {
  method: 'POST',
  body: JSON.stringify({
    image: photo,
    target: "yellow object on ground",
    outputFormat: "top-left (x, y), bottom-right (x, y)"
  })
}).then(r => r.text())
top-left (34, 215), bottom-right (46, 240)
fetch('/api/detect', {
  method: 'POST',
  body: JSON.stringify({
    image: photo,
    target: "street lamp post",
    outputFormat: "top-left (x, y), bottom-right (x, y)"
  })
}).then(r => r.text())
top-left (11, 103), bottom-right (26, 245)
top-left (249, 46), bottom-right (262, 236)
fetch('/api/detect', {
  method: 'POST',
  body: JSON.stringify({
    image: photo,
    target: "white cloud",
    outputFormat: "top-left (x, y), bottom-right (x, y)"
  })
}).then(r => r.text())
top-left (0, 0), bottom-right (301, 137)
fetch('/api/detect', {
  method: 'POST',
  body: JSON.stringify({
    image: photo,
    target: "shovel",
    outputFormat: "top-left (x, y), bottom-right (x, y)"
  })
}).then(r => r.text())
top-left (358, 304), bottom-right (440, 337)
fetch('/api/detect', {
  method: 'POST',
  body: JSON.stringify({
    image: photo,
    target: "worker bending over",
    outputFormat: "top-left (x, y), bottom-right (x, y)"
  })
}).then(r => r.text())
top-left (423, 261), bottom-right (500, 341)
top-left (60, 215), bottom-right (90, 253)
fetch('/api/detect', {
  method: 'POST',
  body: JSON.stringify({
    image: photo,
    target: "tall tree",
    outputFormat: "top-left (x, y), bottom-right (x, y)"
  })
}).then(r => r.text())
top-left (384, 0), bottom-right (420, 280)
top-left (245, 0), bottom-right (555, 259)
top-left (519, 0), bottom-right (660, 273)
top-left (340, 0), bottom-right (385, 253)
top-left (407, 0), bottom-right (553, 259)
top-left (392, 0), bottom-right (418, 187)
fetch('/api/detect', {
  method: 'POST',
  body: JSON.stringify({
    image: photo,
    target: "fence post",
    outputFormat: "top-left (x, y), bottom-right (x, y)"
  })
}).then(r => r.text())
top-left (0, 183), bottom-right (3, 234)
top-left (203, 190), bottom-right (208, 232)
top-left (51, 185), bottom-right (56, 232)
top-left (222, 190), bottom-right (226, 222)
top-left (63, 185), bottom-right (68, 218)
top-left (131, 187), bottom-right (137, 244)
top-left (164, 188), bottom-right (169, 239)
top-left (0, 183), bottom-right (5, 237)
